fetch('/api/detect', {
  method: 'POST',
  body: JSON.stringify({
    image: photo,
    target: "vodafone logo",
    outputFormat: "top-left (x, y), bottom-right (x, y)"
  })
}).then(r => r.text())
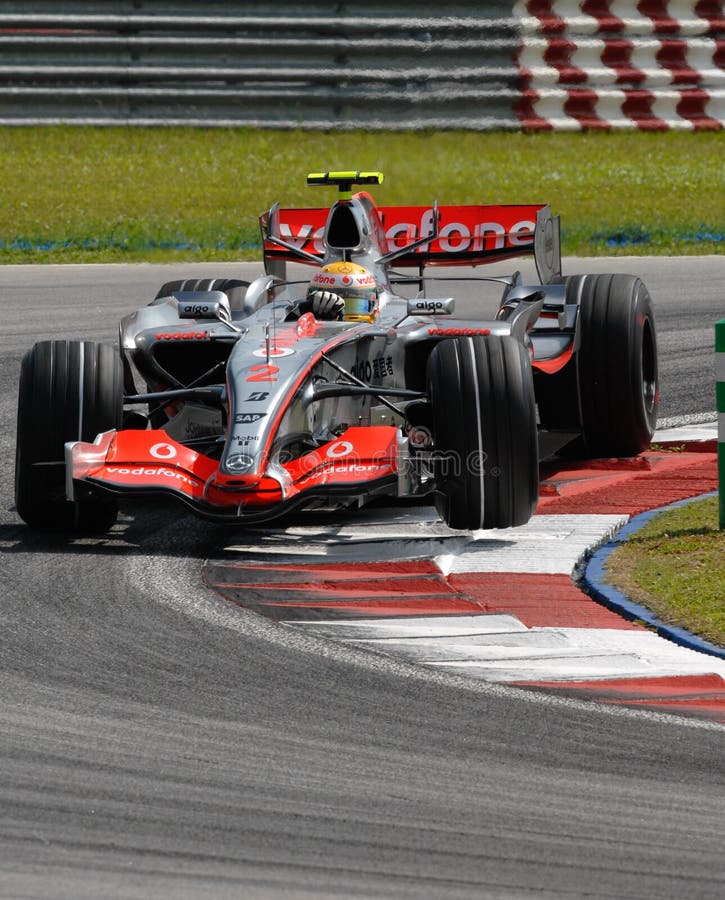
top-left (106, 466), bottom-right (199, 488)
top-left (427, 327), bottom-right (491, 337)
top-left (154, 331), bottom-right (209, 341)
top-left (277, 210), bottom-right (536, 256)
top-left (311, 272), bottom-right (375, 289)
top-left (150, 442), bottom-right (177, 460)
top-left (252, 346), bottom-right (294, 358)
top-left (326, 440), bottom-right (354, 459)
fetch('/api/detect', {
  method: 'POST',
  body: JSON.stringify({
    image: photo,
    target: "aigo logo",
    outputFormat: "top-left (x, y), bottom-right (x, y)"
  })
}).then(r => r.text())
top-left (410, 298), bottom-right (454, 314)
top-left (178, 302), bottom-right (211, 316)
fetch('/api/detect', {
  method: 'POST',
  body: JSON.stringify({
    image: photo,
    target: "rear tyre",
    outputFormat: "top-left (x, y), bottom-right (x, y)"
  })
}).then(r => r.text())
top-left (542, 274), bottom-right (657, 457)
top-left (577, 274), bottom-right (657, 456)
top-left (155, 277), bottom-right (250, 313)
top-left (427, 335), bottom-right (538, 530)
top-left (15, 341), bottom-right (123, 533)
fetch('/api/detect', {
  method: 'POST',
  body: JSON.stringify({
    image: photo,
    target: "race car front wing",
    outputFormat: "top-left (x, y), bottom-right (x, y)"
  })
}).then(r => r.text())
top-left (65, 426), bottom-right (408, 522)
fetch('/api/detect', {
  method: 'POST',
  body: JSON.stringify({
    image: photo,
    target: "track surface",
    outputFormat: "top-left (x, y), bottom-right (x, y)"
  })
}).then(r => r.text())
top-left (1, 259), bottom-right (724, 899)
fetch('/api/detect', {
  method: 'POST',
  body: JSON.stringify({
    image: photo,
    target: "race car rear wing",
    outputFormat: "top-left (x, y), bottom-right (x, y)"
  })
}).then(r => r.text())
top-left (260, 202), bottom-right (561, 284)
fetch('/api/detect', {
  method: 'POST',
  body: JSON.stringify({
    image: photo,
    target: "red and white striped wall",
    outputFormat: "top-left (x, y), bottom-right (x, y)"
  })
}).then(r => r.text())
top-left (514, 1), bottom-right (725, 129)
top-left (205, 428), bottom-right (725, 724)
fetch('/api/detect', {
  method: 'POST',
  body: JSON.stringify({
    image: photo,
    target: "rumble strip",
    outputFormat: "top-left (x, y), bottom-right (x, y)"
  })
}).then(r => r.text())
top-left (204, 426), bottom-right (725, 723)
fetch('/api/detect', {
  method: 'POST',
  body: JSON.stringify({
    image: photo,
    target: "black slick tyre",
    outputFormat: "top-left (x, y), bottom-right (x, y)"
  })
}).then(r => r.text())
top-left (548, 275), bottom-right (659, 457)
top-left (427, 334), bottom-right (538, 530)
top-left (15, 341), bottom-right (123, 533)
top-left (577, 274), bottom-right (657, 456)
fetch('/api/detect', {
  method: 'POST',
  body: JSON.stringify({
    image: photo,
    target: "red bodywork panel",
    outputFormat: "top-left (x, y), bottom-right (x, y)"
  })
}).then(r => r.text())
top-left (69, 426), bottom-right (400, 516)
top-left (532, 341), bottom-right (576, 374)
top-left (264, 202), bottom-right (546, 267)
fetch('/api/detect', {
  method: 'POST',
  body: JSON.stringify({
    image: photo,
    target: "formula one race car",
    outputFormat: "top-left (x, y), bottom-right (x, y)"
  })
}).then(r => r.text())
top-left (15, 171), bottom-right (658, 534)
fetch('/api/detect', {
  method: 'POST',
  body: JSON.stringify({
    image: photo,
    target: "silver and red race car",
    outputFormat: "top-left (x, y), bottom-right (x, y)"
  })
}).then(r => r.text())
top-left (15, 171), bottom-right (658, 534)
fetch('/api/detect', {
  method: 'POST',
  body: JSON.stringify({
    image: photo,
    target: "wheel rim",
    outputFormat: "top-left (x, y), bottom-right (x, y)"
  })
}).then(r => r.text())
top-left (641, 318), bottom-right (657, 414)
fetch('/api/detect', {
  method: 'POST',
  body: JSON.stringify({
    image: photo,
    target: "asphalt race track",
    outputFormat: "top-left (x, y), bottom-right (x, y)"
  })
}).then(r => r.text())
top-left (0, 258), bottom-right (723, 899)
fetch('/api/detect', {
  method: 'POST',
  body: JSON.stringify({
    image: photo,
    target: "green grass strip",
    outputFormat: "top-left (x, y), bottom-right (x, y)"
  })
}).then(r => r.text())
top-left (0, 127), bottom-right (723, 263)
top-left (605, 497), bottom-right (725, 647)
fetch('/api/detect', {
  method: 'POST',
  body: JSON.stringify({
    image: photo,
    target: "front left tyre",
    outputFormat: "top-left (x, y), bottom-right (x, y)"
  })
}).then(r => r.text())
top-left (15, 340), bottom-right (123, 532)
top-left (427, 334), bottom-right (539, 530)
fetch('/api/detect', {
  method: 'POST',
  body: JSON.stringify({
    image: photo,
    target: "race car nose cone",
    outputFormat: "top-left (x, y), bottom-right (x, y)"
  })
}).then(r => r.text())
top-left (225, 454), bottom-right (255, 474)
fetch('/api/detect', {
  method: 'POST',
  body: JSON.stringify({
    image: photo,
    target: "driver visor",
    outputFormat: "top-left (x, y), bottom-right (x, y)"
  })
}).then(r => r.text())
top-left (344, 290), bottom-right (376, 316)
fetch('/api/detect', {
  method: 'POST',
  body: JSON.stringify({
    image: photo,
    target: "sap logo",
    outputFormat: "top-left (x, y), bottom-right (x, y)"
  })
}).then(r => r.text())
top-left (234, 413), bottom-right (267, 424)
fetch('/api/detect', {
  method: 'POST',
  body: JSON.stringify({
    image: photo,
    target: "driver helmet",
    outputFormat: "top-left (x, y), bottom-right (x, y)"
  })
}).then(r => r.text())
top-left (307, 261), bottom-right (378, 323)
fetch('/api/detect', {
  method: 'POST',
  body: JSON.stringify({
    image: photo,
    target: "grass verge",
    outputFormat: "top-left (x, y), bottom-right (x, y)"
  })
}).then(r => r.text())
top-left (605, 497), bottom-right (725, 648)
top-left (0, 127), bottom-right (723, 263)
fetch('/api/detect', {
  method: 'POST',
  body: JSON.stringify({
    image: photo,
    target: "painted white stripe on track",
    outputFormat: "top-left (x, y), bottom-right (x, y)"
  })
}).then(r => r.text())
top-left (653, 422), bottom-right (717, 442)
top-left (223, 536), bottom-right (470, 564)
top-left (289, 614), bottom-right (528, 639)
top-left (290, 620), bottom-right (725, 684)
top-left (451, 514), bottom-right (628, 574)
top-left (421, 625), bottom-right (725, 681)
top-left (428, 658), bottom-right (698, 682)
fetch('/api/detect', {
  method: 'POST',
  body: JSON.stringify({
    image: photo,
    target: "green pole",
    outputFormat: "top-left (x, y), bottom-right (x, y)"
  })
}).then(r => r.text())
top-left (717, 319), bottom-right (725, 529)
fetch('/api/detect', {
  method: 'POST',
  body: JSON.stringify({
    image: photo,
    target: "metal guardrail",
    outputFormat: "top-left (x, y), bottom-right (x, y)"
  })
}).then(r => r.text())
top-left (515, 0), bottom-right (724, 130)
top-left (0, 2), bottom-right (523, 127)
top-left (0, 1), bottom-right (722, 129)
